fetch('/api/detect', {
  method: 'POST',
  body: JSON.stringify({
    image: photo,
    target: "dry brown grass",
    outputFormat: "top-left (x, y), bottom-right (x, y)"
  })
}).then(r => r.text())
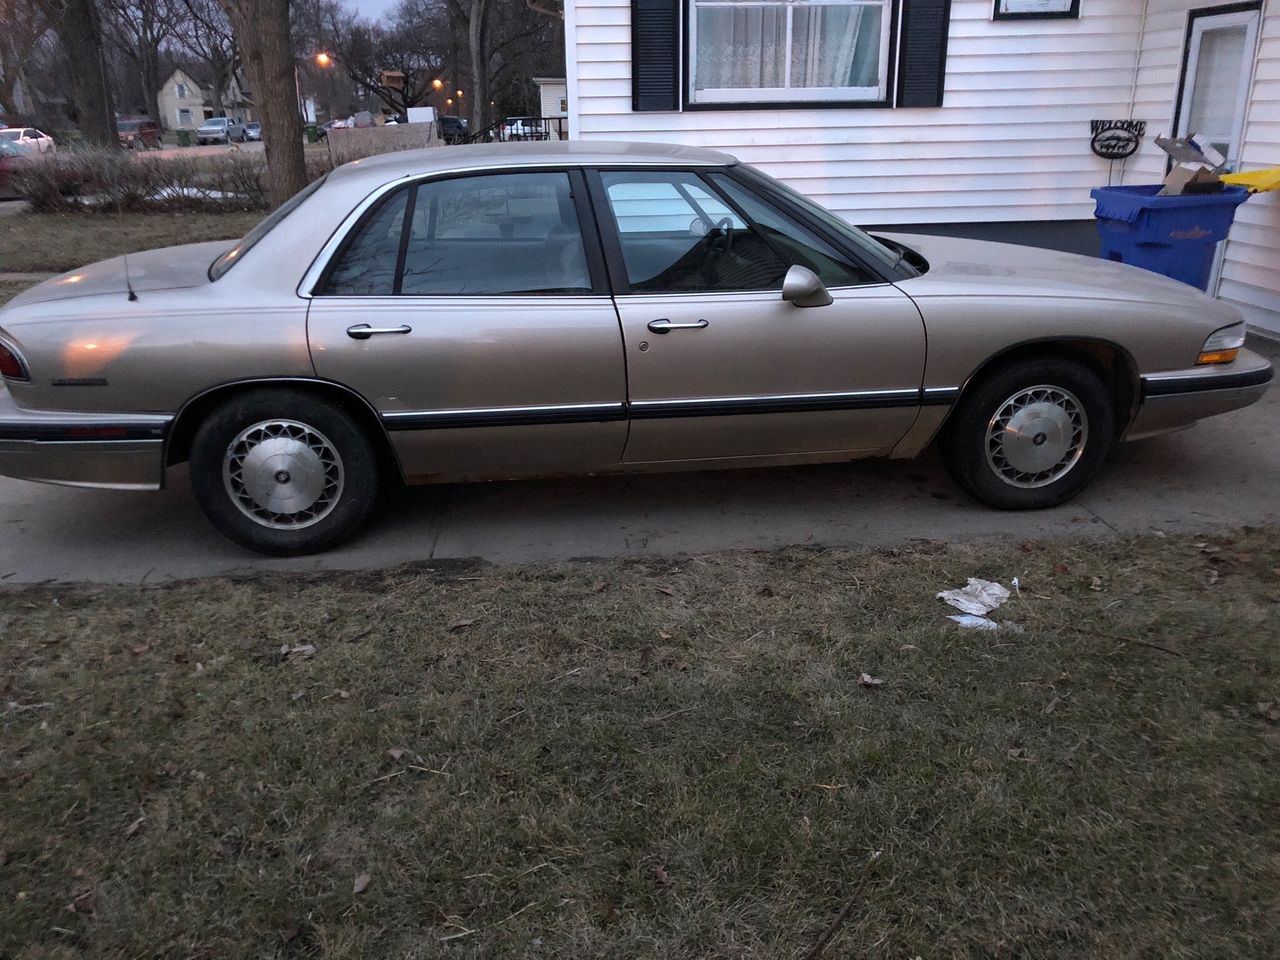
top-left (2, 530), bottom-right (1279, 958)
top-left (0, 210), bottom-right (261, 274)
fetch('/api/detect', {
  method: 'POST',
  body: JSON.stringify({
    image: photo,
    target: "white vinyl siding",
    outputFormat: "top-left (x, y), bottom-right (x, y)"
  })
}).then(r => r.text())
top-left (569, 0), bottom-right (1144, 224)
top-left (1123, 0), bottom-right (1280, 336)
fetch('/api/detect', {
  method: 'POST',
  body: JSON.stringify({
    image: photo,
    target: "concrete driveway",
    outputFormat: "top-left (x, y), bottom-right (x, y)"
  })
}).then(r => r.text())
top-left (1, 338), bottom-right (1275, 584)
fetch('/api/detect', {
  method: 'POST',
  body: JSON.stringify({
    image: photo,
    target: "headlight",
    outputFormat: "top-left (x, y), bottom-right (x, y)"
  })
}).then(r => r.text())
top-left (1197, 322), bottom-right (1246, 365)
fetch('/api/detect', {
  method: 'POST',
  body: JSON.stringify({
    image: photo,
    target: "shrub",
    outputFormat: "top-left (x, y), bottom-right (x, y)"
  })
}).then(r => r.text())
top-left (12, 130), bottom-right (441, 215)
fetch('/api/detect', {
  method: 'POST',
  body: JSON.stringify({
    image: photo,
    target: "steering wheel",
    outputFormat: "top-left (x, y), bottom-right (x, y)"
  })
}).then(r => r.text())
top-left (709, 217), bottom-right (734, 259)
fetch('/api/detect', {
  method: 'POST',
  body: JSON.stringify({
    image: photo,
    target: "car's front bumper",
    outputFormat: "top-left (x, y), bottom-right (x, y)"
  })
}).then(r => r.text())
top-left (0, 386), bottom-right (170, 490)
top-left (1127, 347), bottom-right (1274, 440)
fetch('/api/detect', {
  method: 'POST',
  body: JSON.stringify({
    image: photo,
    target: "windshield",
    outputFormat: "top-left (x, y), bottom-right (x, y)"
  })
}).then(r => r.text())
top-left (0, 130), bottom-right (20, 141)
top-left (0, 139), bottom-right (30, 157)
top-left (209, 175), bottom-right (328, 281)
top-left (117, 121), bottom-right (141, 132)
top-left (737, 165), bottom-right (920, 280)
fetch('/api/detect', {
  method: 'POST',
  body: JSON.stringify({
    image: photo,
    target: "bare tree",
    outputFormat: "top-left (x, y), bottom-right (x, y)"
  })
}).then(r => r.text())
top-left (35, 0), bottom-right (117, 144)
top-left (445, 0), bottom-right (488, 131)
top-left (218, 0), bottom-right (305, 205)
top-left (316, 0), bottom-right (448, 116)
top-left (0, 0), bottom-right (49, 119)
top-left (103, 0), bottom-right (176, 123)
top-left (174, 0), bottom-right (236, 116)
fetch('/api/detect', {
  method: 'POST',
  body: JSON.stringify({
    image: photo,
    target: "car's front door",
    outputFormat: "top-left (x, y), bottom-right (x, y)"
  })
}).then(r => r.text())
top-left (307, 169), bottom-right (627, 480)
top-left (592, 168), bottom-right (926, 464)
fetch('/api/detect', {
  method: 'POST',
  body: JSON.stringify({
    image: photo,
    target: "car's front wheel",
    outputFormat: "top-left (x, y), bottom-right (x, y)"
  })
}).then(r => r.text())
top-left (942, 359), bottom-right (1115, 510)
top-left (189, 390), bottom-right (381, 555)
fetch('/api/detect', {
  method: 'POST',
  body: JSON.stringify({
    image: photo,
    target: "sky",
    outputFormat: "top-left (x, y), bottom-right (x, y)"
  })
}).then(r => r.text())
top-left (344, 0), bottom-right (402, 19)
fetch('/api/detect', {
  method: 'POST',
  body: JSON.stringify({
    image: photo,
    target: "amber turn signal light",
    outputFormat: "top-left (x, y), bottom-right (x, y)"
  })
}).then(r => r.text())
top-left (1196, 348), bottom-right (1240, 365)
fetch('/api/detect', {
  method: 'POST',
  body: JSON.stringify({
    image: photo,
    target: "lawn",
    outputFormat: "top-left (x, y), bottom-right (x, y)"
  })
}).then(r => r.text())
top-left (0, 210), bottom-right (261, 274)
top-left (2, 530), bottom-right (1278, 958)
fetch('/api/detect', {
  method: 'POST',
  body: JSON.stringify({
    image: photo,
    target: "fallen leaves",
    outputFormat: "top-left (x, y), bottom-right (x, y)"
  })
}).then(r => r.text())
top-left (352, 873), bottom-right (372, 895)
top-left (387, 747), bottom-right (405, 761)
top-left (447, 618), bottom-right (476, 632)
top-left (123, 814), bottom-right (146, 839)
top-left (653, 865), bottom-right (672, 886)
top-left (1257, 701), bottom-right (1280, 723)
top-left (859, 673), bottom-right (885, 688)
top-left (280, 644), bottom-right (316, 660)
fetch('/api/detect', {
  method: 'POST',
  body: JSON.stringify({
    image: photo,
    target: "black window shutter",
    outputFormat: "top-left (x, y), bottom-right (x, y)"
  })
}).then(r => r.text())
top-left (897, 0), bottom-right (952, 108)
top-left (632, 0), bottom-right (679, 112)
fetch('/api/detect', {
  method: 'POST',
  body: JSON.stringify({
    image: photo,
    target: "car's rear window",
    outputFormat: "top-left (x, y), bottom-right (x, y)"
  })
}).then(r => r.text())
top-left (209, 175), bottom-right (328, 281)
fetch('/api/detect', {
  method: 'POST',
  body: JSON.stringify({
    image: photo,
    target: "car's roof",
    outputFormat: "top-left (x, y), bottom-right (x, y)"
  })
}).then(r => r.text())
top-left (328, 140), bottom-right (738, 188)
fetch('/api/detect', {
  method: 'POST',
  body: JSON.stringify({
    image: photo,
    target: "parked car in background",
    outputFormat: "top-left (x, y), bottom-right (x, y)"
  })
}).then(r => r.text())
top-left (116, 118), bottom-right (162, 150)
top-left (197, 116), bottom-right (246, 145)
top-left (351, 111), bottom-right (375, 129)
top-left (316, 118), bottom-right (351, 140)
top-left (0, 142), bottom-right (1270, 556)
top-left (498, 117), bottom-right (549, 141)
top-left (438, 115), bottom-right (469, 143)
top-left (244, 121), bottom-right (262, 142)
top-left (0, 127), bottom-right (55, 154)
top-left (0, 139), bottom-right (36, 199)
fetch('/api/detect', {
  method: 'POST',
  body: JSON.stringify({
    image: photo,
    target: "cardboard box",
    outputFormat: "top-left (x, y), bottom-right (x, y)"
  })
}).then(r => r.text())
top-left (1155, 134), bottom-right (1227, 196)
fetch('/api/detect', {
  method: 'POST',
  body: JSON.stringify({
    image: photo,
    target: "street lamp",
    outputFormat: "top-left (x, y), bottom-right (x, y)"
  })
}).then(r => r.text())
top-left (315, 52), bottom-right (333, 68)
top-left (456, 89), bottom-right (463, 99)
top-left (432, 79), bottom-right (444, 91)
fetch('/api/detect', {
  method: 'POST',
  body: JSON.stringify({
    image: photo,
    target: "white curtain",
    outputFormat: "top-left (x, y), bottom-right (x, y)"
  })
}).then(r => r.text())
top-left (694, 1), bottom-right (883, 92)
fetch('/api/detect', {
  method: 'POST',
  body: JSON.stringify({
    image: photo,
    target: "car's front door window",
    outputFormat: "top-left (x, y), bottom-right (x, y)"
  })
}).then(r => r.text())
top-left (600, 170), bottom-right (790, 293)
top-left (706, 173), bottom-right (878, 287)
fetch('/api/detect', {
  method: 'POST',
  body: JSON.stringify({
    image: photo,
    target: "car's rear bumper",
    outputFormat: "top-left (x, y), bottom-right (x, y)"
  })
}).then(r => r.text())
top-left (1126, 348), bottom-right (1274, 440)
top-left (0, 387), bottom-right (170, 490)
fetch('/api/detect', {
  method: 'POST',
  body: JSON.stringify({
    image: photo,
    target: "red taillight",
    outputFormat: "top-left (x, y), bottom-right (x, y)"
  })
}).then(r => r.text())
top-left (0, 340), bottom-right (29, 381)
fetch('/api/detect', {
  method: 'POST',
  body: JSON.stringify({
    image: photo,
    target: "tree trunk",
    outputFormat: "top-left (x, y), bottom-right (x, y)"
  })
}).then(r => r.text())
top-left (53, 0), bottom-right (117, 145)
top-left (219, 0), bottom-right (305, 206)
top-left (466, 0), bottom-right (488, 132)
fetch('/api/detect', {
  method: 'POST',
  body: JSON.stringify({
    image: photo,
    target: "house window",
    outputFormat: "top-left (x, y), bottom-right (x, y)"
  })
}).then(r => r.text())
top-left (177, 108), bottom-right (192, 126)
top-left (689, 0), bottom-right (892, 104)
top-left (176, 82), bottom-right (189, 99)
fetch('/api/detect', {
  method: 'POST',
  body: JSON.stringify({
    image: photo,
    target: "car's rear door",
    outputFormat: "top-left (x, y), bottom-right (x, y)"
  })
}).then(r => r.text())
top-left (591, 168), bottom-right (926, 464)
top-left (306, 169), bottom-right (627, 480)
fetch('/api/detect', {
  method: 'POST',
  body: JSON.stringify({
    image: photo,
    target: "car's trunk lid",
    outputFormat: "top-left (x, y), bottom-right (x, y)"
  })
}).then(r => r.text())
top-left (5, 241), bottom-right (234, 307)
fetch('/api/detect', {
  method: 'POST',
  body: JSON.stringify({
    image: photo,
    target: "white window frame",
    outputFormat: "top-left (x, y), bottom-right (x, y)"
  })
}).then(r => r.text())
top-left (177, 107), bottom-right (192, 127)
top-left (688, 0), bottom-right (892, 105)
top-left (176, 82), bottom-right (189, 99)
top-left (1176, 7), bottom-right (1260, 169)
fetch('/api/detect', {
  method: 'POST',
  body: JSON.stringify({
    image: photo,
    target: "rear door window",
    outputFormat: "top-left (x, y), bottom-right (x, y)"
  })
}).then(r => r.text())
top-left (318, 172), bottom-right (594, 297)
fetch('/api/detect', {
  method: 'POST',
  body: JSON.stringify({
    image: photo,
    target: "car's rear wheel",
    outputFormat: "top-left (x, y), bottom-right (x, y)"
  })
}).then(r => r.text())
top-left (189, 390), bottom-right (381, 555)
top-left (942, 359), bottom-right (1114, 510)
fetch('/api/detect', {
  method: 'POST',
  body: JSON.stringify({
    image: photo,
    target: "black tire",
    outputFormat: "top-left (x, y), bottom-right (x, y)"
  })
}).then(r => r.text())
top-left (189, 389), bottom-right (381, 555)
top-left (941, 358), bottom-right (1115, 510)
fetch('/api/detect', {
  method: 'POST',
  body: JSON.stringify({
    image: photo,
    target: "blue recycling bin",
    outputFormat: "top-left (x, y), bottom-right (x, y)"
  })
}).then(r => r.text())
top-left (1089, 184), bottom-right (1249, 291)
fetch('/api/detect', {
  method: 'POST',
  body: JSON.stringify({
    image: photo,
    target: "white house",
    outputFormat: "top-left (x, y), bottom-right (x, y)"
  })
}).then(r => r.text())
top-left (157, 68), bottom-right (255, 132)
top-left (563, 0), bottom-right (1280, 334)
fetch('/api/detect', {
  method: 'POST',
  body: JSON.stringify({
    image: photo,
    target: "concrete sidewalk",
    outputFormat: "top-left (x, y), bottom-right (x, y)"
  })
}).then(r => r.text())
top-left (1, 339), bottom-right (1275, 585)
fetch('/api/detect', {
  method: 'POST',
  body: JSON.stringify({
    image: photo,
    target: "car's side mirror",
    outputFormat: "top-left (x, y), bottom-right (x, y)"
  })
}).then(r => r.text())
top-left (781, 264), bottom-right (833, 308)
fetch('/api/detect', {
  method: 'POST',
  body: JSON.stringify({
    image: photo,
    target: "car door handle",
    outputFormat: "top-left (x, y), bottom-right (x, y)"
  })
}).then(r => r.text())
top-left (647, 318), bottom-right (709, 334)
top-left (346, 323), bottom-right (413, 340)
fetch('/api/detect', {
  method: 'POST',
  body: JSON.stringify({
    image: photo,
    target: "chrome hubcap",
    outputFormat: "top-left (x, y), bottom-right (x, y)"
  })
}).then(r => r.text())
top-left (985, 385), bottom-right (1088, 488)
top-left (223, 420), bottom-right (344, 529)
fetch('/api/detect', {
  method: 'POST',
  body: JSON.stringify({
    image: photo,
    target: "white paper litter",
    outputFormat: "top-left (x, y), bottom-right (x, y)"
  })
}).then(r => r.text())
top-left (936, 578), bottom-right (1011, 616)
top-left (948, 614), bottom-right (1001, 631)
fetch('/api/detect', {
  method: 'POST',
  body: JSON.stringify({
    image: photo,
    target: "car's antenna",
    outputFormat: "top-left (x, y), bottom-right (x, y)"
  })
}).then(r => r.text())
top-left (123, 254), bottom-right (138, 302)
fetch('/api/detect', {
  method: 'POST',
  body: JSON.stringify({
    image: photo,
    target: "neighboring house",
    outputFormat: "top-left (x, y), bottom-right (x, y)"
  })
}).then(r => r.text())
top-left (534, 76), bottom-right (569, 119)
top-left (157, 68), bottom-right (254, 132)
top-left (534, 76), bottom-right (570, 138)
top-left (563, 0), bottom-right (1280, 335)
